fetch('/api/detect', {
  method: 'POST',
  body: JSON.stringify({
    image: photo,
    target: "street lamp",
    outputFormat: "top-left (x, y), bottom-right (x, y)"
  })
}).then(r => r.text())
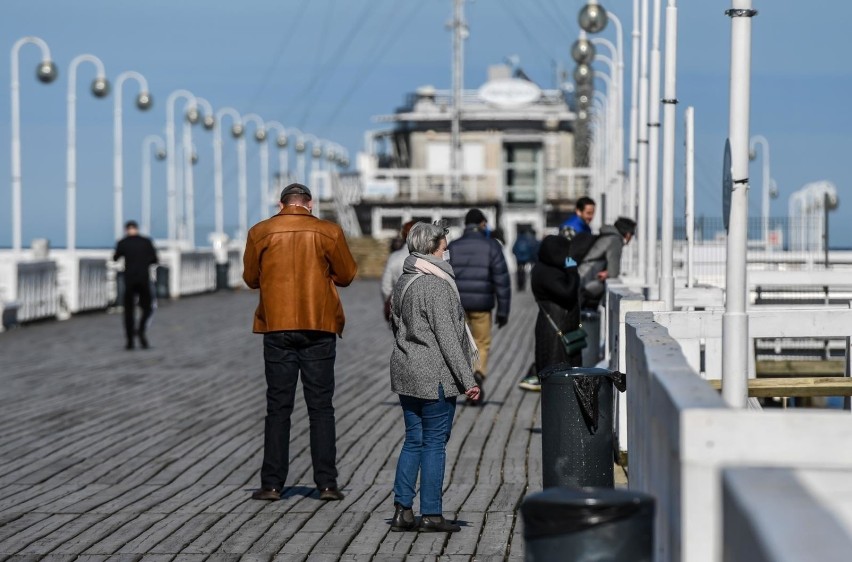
top-left (67, 54), bottom-right (110, 255)
top-left (213, 107), bottom-right (243, 238)
top-left (113, 71), bottom-right (152, 241)
top-left (141, 135), bottom-right (166, 236)
top-left (165, 89), bottom-right (198, 245)
top-left (294, 133), bottom-right (308, 185)
top-left (10, 36), bottom-right (57, 254)
top-left (182, 96), bottom-right (213, 248)
top-left (264, 120), bottom-right (292, 192)
top-left (241, 113), bottom-right (269, 223)
top-left (579, 1), bottom-right (609, 34)
top-left (749, 134), bottom-right (773, 247)
top-left (659, 0), bottom-right (679, 310)
top-left (571, 33), bottom-right (597, 65)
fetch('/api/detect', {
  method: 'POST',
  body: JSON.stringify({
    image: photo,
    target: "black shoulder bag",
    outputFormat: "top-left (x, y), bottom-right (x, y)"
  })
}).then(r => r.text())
top-left (538, 304), bottom-right (588, 356)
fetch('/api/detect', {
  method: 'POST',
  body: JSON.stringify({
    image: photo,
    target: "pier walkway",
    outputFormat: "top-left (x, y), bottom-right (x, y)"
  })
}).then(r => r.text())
top-left (0, 280), bottom-right (554, 561)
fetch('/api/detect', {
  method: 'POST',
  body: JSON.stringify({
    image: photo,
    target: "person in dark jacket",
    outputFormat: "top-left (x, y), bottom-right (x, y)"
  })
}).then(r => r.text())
top-left (113, 220), bottom-right (158, 350)
top-left (560, 196), bottom-right (596, 239)
top-left (518, 235), bottom-right (582, 391)
top-left (511, 228), bottom-right (539, 291)
top-left (447, 209), bottom-right (511, 405)
top-left (578, 217), bottom-right (636, 309)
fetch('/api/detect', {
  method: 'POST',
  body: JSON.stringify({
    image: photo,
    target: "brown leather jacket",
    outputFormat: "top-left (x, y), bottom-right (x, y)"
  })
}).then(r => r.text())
top-left (243, 206), bottom-right (358, 335)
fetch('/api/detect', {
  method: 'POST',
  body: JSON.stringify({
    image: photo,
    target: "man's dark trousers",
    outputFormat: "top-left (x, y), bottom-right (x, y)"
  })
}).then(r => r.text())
top-left (123, 278), bottom-right (153, 344)
top-left (261, 330), bottom-right (338, 491)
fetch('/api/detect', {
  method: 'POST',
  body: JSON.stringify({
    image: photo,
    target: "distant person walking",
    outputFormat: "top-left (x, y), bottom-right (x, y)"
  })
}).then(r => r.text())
top-left (381, 220), bottom-right (417, 323)
top-left (519, 235), bottom-right (582, 391)
top-left (389, 222), bottom-right (480, 532)
top-left (243, 183), bottom-right (358, 503)
top-left (448, 209), bottom-right (511, 405)
top-left (113, 220), bottom-right (158, 350)
top-left (560, 196), bottom-right (596, 239)
top-left (511, 228), bottom-right (539, 291)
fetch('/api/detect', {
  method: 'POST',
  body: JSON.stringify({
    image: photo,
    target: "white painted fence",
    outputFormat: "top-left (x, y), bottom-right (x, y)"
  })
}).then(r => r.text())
top-left (15, 260), bottom-right (60, 323)
top-left (624, 311), bottom-right (852, 562)
top-left (227, 248), bottom-right (245, 289)
top-left (172, 251), bottom-right (217, 297)
top-left (77, 258), bottom-right (109, 311)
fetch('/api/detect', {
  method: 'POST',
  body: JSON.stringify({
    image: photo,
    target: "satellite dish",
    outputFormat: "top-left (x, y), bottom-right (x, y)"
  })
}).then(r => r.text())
top-left (723, 139), bottom-right (732, 231)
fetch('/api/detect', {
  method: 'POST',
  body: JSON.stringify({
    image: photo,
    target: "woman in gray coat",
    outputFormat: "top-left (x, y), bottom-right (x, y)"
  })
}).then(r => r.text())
top-left (389, 222), bottom-right (480, 533)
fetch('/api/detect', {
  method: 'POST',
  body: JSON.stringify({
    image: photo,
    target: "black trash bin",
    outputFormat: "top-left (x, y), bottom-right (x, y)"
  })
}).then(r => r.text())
top-left (216, 263), bottom-right (230, 291)
top-left (540, 366), bottom-right (626, 488)
top-left (155, 265), bottom-right (170, 299)
top-left (581, 310), bottom-right (601, 367)
top-left (521, 487), bottom-right (655, 562)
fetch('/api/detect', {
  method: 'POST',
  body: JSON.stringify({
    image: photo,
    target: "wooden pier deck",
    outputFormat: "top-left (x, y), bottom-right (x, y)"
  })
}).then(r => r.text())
top-left (0, 280), bottom-right (554, 561)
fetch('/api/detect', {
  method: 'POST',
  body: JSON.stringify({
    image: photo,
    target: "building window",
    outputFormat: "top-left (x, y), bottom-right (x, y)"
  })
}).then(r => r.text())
top-left (503, 143), bottom-right (542, 204)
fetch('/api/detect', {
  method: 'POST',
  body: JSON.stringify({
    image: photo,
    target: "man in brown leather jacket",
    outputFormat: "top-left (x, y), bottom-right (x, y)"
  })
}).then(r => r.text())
top-left (243, 183), bottom-right (357, 502)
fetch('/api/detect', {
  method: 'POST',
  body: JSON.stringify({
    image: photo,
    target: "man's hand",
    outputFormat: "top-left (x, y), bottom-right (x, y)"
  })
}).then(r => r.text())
top-left (465, 386), bottom-right (481, 400)
top-left (597, 270), bottom-right (609, 281)
top-left (496, 315), bottom-right (508, 329)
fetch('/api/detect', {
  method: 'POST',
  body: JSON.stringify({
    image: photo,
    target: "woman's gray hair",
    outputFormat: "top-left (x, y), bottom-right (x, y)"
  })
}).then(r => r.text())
top-left (407, 222), bottom-right (447, 254)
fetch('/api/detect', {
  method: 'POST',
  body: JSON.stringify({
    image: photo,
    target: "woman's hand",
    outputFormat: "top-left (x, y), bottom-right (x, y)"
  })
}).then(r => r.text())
top-left (465, 386), bottom-right (481, 400)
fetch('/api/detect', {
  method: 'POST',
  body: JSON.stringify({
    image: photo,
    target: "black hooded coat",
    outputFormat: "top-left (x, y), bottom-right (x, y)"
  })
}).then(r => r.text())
top-left (531, 235), bottom-right (583, 370)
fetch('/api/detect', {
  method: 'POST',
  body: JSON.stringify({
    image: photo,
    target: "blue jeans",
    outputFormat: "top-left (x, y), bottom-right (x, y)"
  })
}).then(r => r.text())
top-left (393, 385), bottom-right (457, 515)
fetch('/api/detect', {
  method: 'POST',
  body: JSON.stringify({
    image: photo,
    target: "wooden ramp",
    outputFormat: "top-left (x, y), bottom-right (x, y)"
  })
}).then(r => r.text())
top-left (0, 280), bottom-right (544, 561)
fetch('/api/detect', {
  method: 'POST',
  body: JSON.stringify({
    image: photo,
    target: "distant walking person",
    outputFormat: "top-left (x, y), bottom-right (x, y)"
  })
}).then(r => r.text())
top-left (389, 222), bottom-right (480, 532)
top-left (113, 220), bottom-right (158, 350)
top-left (560, 196), bottom-right (596, 239)
top-left (243, 183), bottom-right (358, 502)
top-left (511, 228), bottom-right (539, 291)
top-left (448, 209), bottom-right (511, 405)
top-left (381, 220), bottom-right (417, 323)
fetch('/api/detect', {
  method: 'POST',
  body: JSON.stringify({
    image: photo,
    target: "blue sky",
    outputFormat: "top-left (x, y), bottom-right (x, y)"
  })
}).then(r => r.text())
top-left (0, 0), bottom-right (849, 247)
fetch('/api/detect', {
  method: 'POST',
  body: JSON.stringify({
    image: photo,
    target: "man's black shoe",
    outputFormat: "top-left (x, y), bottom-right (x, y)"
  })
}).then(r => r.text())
top-left (419, 515), bottom-right (461, 533)
top-left (251, 487), bottom-right (281, 501)
top-left (319, 487), bottom-right (344, 501)
top-left (125, 341), bottom-right (135, 350)
top-left (390, 502), bottom-right (417, 532)
top-left (138, 333), bottom-right (149, 349)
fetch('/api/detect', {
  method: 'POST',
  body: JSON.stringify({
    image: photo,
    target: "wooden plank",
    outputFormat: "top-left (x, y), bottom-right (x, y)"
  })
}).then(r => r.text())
top-left (707, 377), bottom-right (852, 397)
top-left (756, 360), bottom-right (846, 377)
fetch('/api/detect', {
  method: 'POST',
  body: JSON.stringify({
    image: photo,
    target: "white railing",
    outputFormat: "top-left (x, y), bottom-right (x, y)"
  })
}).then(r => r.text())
top-left (16, 260), bottom-right (59, 323)
top-left (77, 258), bottom-right (109, 311)
top-left (227, 249), bottom-right (244, 289)
top-left (624, 310), bottom-right (852, 562)
top-left (722, 467), bottom-right (852, 561)
top-left (177, 251), bottom-right (216, 297)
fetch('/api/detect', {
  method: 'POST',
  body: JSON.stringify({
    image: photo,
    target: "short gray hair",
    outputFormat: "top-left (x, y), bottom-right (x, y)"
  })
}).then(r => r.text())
top-left (407, 222), bottom-right (446, 255)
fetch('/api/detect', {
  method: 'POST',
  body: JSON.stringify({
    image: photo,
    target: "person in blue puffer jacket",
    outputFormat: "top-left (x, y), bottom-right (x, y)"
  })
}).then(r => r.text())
top-left (447, 208), bottom-right (511, 405)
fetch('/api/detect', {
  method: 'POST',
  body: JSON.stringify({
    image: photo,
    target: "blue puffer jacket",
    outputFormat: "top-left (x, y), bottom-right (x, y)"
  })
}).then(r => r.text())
top-left (448, 227), bottom-right (511, 318)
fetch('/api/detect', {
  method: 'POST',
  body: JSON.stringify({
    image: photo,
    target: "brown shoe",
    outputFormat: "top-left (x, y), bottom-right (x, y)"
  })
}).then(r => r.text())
top-left (319, 487), bottom-right (344, 501)
top-left (251, 487), bottom-right (281, 501)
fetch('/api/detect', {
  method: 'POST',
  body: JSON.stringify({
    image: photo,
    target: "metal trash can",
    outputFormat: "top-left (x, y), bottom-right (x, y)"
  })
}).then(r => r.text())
top-left (155, 265), bottom-right (170, 299)
top-left (581, 310), bottom-right (601, 367)
top-left (539, 366), bottom-right (626, 488)
top-left (216, 263), bottom-right (230, 291)
top-left (521, 487), bottom-right (654, 562)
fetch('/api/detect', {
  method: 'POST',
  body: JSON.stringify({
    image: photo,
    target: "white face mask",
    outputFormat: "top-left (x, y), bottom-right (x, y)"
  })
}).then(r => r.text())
top-left (442, 250), bottom-right (451, 262)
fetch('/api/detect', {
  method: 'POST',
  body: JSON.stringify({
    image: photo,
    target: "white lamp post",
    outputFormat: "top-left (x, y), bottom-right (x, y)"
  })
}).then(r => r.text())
top-left (182, 96), bottom-right (214, 248)
top-left (749, 134), bottom-right (771, 246)
top-left (646, 0), bottom-right (663, 289)
top-left (264, 120), bottom-right (292, 192)
top-left (141, 135), bottom-right (166, 236)
top-left (241, 114), bottom-right (269, 223)
top-left (165, 89), bottom-right (197, 245)
top-left (628, 0), bottom-right (641, 223)
top-left (10, 36), bottom-right (57, 254)
top-left (113, 71), bottom-right (152, 241)
top-left (684, 106), bottom-right (694, 288)
top-left (294, 134), bottom-right (307, 185)
top-left (213, 107), bottom-right (243, 238)
top-left (659, 0), bottom-right (679, 310)
top-left (66, 54), bottom-right (110, 254)
top-left (722, 1), bottom-right (757, 409)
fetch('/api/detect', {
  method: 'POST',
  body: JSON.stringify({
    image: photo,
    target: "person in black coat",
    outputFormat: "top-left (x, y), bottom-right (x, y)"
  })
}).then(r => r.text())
top-left (447, 209), bottom-right (511, 405)
top-left (114, 220), bottom-right (158, 349)
top-left (519, 235), bottom-right (582, 391)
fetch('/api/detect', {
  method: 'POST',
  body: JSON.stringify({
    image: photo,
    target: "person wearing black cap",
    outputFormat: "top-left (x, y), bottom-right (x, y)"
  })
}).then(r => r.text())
top-left (447, 208), bottom-right (511, 405)
top-left (113, 220), bottom-right (158, 350)
top-left (243, 182), bottom-right (358, 503)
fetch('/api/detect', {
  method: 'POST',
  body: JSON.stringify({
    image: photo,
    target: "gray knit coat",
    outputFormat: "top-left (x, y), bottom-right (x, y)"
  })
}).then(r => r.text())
top-left (389, 255), bottom-right (478, 399)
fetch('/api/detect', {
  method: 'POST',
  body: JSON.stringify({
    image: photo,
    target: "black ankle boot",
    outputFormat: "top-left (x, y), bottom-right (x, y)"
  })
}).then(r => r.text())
top-left (390, 503), bottom-right (417, 532)
top-left (419, 515), bottom-right (460, 533)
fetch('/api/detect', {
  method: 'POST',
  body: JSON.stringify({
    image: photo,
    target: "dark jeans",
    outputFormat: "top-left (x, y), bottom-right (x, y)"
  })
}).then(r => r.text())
top-left (516, 261), bottom-right (530, 291)
top-left (123, 278), bottom-right (153, 343)
top-left (393, 385), bottom-right (457, 515)
top-left (261, 330), bottom-right (338, 491)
